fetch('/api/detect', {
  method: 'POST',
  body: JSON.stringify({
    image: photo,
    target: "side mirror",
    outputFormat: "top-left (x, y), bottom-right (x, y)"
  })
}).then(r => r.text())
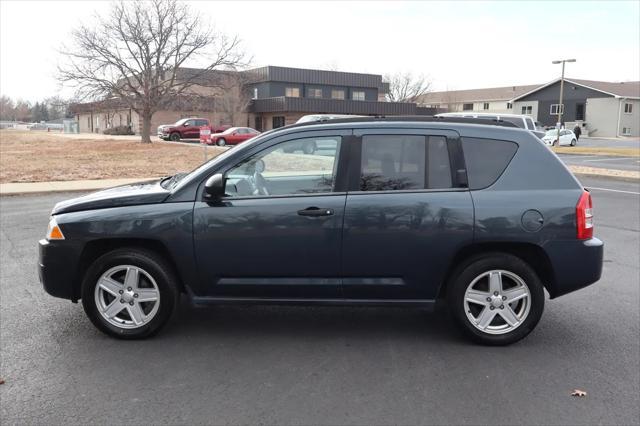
top-left (204, 173), bottom-right (225, 200)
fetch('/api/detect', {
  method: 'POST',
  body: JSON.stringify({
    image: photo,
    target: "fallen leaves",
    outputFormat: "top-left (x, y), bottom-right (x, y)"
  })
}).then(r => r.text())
top-left (571, 389), bottom-right (587, 397)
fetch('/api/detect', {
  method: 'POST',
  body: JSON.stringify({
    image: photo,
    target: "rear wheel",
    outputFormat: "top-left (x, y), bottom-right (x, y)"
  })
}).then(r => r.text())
top-left (81, 248), bottom-right (179, 339)
top-left (447, 253), bottom-right (544, 345)
top-left (169, 132), bottom-right (180, 142)
top-left (216, 138), bottom-right (227, 147)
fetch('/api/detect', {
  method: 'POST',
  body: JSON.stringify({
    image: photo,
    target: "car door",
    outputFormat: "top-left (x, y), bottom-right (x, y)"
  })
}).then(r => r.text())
top-left (192, 129), bottom-right (351, 299)
top-left (341, 129), bottom-right (474, 300)
top-left (560, 130), bottom-right (571, 146)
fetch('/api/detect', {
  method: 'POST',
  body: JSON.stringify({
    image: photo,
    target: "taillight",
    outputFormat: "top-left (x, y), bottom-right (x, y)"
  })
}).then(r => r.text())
top-left (576, 190), bottom-right (593, 239)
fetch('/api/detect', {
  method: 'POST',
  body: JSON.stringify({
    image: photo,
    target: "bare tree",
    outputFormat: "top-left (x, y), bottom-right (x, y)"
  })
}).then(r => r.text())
top-left (385, 72), bottom-right (432, 103)
top-left (217, 71), bottom-right (258, 126)
top-left (58, 0), bottom-right (247, 142)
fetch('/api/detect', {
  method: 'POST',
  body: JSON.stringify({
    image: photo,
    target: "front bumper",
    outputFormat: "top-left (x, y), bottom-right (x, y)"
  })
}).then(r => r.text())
top-left (544, 237), bottom-right (604, 298)
top-left (38, 239), bottom-right (80, 301)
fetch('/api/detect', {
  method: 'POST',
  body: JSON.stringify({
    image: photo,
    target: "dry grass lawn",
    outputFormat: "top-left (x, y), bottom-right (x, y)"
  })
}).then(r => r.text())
top-left (0, 130), bottom-right (223, 183)
top-left (553, 146), bottom-right (640, 157)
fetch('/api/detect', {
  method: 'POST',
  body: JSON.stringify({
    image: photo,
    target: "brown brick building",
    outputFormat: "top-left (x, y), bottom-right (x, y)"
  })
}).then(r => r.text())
top-left (71, 65), bottom-right (434, 135)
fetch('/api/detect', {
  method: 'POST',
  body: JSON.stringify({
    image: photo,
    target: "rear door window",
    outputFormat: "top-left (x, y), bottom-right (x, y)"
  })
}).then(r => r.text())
top-left (359, 135), bottom-right (453, 191)
top-left (462, 138), bottom-right (518, 189)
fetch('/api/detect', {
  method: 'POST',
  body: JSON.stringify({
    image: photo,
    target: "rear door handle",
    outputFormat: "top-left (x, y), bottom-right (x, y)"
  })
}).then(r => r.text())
top-left (297, 207), bottom-right (334, 217)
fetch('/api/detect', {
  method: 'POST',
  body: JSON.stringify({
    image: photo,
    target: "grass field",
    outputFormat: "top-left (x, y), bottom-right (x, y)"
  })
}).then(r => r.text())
top-left (0, 130), bottom-right (335, 184)
top-left (0, 130), bottom-right (223, 183)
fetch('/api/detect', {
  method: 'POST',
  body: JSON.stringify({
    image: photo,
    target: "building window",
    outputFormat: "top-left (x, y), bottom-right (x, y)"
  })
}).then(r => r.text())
top-left (462, 103), bottom-right (473, 111)
top-left (624, 103), bottom-right (633, 114)
top-left (507, 102), bottom-right (512, 109)
top-left (331, 89), bottom-right (345, 100)
top-left (272, 116), bottom-right (285, 129)
top-left (622, 127), bottom-right (631, 135)
top-left (285, 87), bottom-right (300, 97)
top-left (307, 88), bottom-right (322, 98)
top-left (252, 88), bottom-right (258, 99)
top-left (549, 104), bottom-right (564, 115)
top-left (352, 91), bottom-right (365, 101)
top-left (483, 102), bottom-right (490, 110)
top-left (522, 105), bottom-right (533, 115)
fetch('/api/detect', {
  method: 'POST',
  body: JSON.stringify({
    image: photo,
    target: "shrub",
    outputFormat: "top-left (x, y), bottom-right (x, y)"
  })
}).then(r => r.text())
top-left (103, 125), bottom-right (134, 135)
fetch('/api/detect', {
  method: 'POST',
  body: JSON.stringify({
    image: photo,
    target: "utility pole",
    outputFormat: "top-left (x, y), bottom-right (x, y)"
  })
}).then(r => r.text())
top-left (552, 59), bottom-right (576, 145)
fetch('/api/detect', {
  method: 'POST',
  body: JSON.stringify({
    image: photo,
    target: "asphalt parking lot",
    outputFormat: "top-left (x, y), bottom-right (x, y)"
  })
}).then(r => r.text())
top-left (1, 176), bottom-right (639, 425)
top-left (557, 153), bottom-right (640, 171)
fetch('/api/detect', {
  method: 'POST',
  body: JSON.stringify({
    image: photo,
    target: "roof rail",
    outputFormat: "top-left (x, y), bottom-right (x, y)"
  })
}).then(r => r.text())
top-left (282, 115), bottom-right (520, 130)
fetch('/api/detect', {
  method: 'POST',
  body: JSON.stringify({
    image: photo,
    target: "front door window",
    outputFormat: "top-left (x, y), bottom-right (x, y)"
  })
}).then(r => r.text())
top-left (225, 137), bottom-right (341, 197)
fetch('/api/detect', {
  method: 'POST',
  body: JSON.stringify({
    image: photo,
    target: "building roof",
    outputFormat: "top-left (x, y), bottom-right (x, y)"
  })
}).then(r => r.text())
top-left (417, 84), bottom-right (541, 105)
top-left (246, 65), bottom-right (389, 93)
top-left (510, 78), bottom-right (640, 101)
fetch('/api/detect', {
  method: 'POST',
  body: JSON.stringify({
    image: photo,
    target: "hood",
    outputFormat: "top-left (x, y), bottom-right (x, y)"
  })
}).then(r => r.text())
top-left (52, 179), bottom-right (170, 215)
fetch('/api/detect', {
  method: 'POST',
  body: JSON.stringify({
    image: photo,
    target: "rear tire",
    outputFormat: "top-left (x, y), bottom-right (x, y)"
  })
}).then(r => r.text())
top-left (216, 138), bottom-right (226, 147)
top-left (170, 133), bottom-right (180, 142)
top-left (447, 253), bottom-right (544, 346)
top-left (81, 248), bottom-right (179, 339)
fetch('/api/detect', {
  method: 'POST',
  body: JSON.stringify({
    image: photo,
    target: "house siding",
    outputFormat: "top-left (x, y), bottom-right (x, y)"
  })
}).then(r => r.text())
top-left (517, 81), bottom-right (612, 127)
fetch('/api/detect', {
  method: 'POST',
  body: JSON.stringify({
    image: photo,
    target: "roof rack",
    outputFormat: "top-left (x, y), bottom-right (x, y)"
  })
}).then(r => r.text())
top-left (284, 115), bottom-right (520, 130)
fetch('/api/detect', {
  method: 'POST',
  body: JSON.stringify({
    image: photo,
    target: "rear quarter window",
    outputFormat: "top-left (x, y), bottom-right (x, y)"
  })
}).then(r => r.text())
top-left (462, 138), bottom-right (518, 189)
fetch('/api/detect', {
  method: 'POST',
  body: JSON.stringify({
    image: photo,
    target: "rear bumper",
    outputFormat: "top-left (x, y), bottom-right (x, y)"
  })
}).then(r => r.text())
top-left (38, 239), bottom-right (80, 301)
top-left (544, 237), bottom-right (604, 298)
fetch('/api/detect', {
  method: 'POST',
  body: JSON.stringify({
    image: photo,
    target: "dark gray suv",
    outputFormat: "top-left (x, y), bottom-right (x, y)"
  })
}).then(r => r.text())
top-left (38, 117), bottom-right (603, 345)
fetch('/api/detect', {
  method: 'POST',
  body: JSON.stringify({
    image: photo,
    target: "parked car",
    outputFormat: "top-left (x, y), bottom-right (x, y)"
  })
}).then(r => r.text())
top-left (541, 129), bottom-right (577, 146)
top-left (157, 118), bottom-right (228, 141)
top-left (39, 116), bottom-right (603, 345)
top-left (209, 127), bottom-right (260, 146)
top-left (436, 112), bottom-right (545, 139)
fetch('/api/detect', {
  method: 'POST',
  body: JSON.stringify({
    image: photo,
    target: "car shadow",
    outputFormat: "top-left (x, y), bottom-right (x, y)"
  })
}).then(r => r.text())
top-left (156, 298), bottom-right (463, 345)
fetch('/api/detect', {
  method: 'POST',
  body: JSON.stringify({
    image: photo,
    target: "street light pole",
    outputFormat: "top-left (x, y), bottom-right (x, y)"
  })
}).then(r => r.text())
top-left (552, 59), bottom-right (576, 146)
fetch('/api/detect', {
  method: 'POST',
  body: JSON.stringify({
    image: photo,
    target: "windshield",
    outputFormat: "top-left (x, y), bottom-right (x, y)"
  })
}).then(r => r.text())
top-left (223, 127), bottom-right (238, 134)
top-left (545, 129), bottom-right (560, 136)
top-left (174, 118), bottom-right (188, 126)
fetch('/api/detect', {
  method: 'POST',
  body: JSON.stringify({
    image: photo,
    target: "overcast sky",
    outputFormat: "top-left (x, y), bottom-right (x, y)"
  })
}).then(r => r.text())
top-left (1, 0), bottom-right (639, 102)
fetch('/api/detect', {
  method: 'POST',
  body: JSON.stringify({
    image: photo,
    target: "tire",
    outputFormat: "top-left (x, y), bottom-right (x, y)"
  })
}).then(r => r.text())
top-left (216, 138), bottom-right (226, 147)
top-left (571, 139), bottom-right (577, 146)
top-left (302, 141), bottom-right (316, 155)
top-left (446, 253), bottom-right (544, 346)
top-left (169, 133), bottom-right (180, 142)
top-left (81, 248), bottom-right (180, 339)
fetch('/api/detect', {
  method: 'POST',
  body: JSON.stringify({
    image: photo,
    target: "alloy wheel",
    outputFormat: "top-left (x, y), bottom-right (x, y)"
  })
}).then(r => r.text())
top-left (94, 265), bottom-right (161, 329)
top-left (463, 269), bottom-right (531, 335)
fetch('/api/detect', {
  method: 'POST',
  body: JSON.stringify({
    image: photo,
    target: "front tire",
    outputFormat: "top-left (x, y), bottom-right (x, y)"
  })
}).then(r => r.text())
top-left (169, 133), bottom-right (180, 142)
top-left (81, 248), bottom-right (179, 339)
top-left (571, 138), bottom-right (577, 146)
top-left (216, 138), bottom-right (227, 147)
top-left (447, 253), bottom-right (544, 346)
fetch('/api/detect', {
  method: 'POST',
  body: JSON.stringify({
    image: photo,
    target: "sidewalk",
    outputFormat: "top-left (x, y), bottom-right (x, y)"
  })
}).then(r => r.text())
top-left (0, 177), bottom-right (159, 196)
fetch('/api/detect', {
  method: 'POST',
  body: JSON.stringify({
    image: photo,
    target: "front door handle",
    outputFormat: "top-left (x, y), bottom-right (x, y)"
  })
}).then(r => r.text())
top-left (297, 207), bottom-right (334, 217)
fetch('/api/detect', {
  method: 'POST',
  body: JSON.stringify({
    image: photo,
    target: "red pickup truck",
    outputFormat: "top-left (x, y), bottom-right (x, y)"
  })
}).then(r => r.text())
top-left (157, 118), bottom-right (229, 141)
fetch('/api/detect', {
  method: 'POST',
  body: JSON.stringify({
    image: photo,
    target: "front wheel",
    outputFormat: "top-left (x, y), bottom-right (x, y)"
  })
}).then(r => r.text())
top-left (169, 133), bottom-right (180, 142)
top-left (81, 248), bottom-right (179, 339)
top-left (571, 139), bottom-right (577, 146)
top-left (216, 138), bottom-right (227, 147)
top-left (447, 253), bottom-right (544, 345)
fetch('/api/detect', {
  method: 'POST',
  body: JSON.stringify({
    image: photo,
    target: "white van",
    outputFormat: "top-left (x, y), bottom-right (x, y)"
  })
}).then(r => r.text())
top-left (436, 112), bottom-right (545, 139)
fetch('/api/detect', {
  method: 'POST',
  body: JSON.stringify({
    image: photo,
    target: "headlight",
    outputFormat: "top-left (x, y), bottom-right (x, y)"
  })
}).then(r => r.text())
top-left (46, 217), bottom-right (65, 240)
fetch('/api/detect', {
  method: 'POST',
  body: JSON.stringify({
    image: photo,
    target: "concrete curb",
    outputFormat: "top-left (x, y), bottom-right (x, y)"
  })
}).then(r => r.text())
top-left (0, 178), bottom-right (160, 196)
